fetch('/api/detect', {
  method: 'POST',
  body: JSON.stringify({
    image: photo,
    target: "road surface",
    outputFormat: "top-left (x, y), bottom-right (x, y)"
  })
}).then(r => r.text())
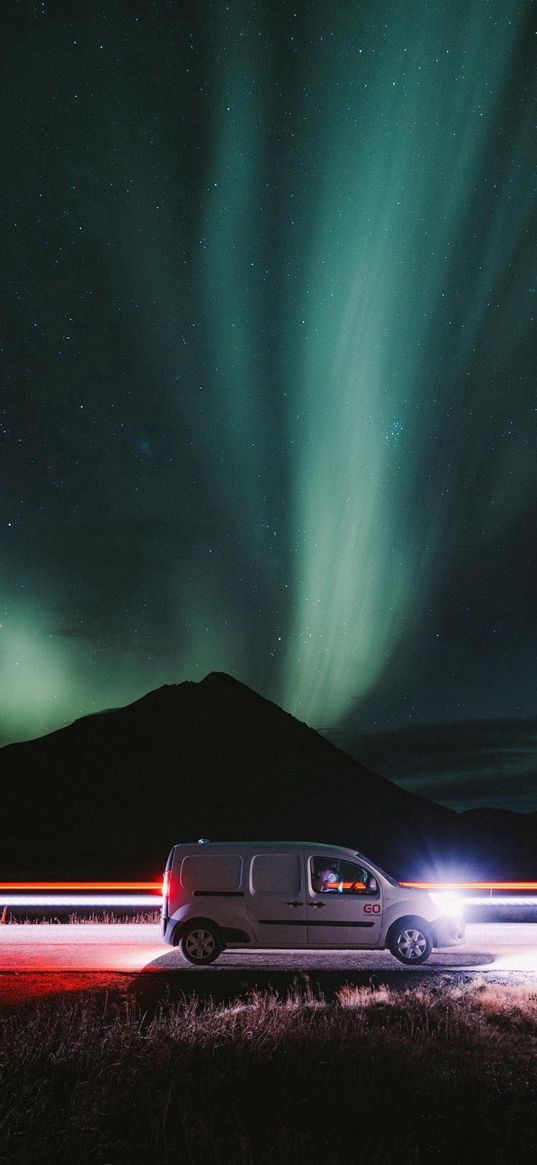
top-left (1, 921), bottom-right (537, 972)
top-left (1, 922), bottom-right (537, 1006)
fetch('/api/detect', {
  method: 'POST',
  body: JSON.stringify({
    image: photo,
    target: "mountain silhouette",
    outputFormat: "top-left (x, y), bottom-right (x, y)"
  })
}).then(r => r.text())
top-left (1, 672), bottom-right (536, 879)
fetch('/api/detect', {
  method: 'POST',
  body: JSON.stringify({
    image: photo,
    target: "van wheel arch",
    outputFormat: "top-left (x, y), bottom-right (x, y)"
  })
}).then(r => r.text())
top-left (172, 916), bottom-right (222, 946)
top-left (386, 915), bottom-right (435, 965)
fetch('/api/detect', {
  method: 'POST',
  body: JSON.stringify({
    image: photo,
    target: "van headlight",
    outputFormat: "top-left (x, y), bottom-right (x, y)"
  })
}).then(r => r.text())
top-left (430, 891), bottom-right (464, 918)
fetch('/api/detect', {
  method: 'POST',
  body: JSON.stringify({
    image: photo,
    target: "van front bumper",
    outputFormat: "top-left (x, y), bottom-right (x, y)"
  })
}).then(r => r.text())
top-left (433, 914), bottom-right (465, 947)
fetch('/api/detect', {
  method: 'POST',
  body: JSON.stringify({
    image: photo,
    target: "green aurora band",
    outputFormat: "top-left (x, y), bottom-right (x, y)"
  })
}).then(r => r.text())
top-left (202, 1), bottom-right (535, 724)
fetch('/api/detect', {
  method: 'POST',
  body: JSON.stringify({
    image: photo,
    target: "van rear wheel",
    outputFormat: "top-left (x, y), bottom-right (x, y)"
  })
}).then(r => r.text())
top-left (179, 922), bottom-right (223, 966)
top-left (388, 919), bottom-right (433, 965)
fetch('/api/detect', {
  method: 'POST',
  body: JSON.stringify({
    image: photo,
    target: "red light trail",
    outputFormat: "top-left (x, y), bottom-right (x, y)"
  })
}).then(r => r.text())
top-left (0, 882), bottom-right (163, 892)
top-left (401, 882), bottom-right (537, 891)
top-left (1, 880), bottom-right (537, 894)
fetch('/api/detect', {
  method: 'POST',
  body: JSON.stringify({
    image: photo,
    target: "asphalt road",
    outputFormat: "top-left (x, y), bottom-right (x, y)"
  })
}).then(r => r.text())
top-left (1, 921), bottom-right (537, 974)
top-left (2, 922), bottom-right (537, 1008)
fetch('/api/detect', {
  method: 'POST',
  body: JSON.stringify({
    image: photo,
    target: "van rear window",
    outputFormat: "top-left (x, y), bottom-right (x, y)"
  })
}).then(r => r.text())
top-left (180, 854), bottom-right (242, 892)
top-left (250, 853), bottom-right (301, 895)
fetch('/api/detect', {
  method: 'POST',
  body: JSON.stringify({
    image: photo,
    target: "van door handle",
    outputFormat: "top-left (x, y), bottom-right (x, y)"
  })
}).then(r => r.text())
top-left (287, 900), bottom-right (304, 907)
top-left (310, 901), bottom-right (325, 909)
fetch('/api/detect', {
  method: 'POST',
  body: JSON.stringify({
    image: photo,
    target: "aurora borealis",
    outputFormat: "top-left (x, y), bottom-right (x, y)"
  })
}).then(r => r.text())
top-left (2, 1), bottom-right (537, 809)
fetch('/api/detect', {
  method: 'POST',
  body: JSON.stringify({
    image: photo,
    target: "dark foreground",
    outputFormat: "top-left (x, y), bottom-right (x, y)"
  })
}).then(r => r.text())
top-left (1, 979), bottom-right (537, 1164)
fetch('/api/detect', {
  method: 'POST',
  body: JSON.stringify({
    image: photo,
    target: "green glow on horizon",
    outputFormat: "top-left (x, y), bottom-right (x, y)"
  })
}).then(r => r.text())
top-left (0, 599), bottom-right (75, 741)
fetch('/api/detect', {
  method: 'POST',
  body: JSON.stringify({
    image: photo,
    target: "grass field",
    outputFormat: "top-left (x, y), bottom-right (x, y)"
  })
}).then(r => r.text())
top-left (1, 979), bottom-right (537, 1163)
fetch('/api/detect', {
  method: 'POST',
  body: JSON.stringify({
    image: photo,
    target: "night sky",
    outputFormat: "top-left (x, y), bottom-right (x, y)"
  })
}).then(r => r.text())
top-left (2, 1), bottom-right (537, 812)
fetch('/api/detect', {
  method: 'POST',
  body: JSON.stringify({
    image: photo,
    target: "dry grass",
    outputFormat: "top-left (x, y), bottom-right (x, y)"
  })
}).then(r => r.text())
top-left (1, 980), bottom-right (537, 1164)
top-left (3, 910), bottom-right (161, 924)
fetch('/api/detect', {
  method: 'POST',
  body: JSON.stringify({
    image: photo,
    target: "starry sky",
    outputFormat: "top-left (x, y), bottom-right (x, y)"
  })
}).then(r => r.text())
top-left (2, 0), bottom-right (537, 812)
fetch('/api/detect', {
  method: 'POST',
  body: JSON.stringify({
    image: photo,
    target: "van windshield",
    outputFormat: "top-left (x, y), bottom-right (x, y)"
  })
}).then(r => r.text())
top-left (356, 857), bottom-right (399, 886)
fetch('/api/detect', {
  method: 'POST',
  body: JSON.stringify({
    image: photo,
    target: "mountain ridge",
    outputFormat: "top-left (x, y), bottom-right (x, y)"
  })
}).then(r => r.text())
top-left (1, 672), bottom-right (535, 880)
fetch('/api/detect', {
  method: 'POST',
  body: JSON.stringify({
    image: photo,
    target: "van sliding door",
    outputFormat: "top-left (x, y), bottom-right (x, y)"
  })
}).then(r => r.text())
top-left (246, 850), bottom-right (307, 947)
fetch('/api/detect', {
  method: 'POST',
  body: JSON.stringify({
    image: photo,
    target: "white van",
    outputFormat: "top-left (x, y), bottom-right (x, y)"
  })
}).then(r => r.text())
top-left (161, 840), bottom-right (465, 966)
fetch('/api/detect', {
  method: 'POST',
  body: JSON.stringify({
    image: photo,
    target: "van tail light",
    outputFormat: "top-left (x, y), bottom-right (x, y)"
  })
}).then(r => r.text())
top-left (162, 870), bottom-right (171, 901)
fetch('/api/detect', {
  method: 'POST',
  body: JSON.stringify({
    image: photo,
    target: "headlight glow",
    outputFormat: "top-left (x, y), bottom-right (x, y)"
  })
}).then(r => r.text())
top-left (430, 891), bottom-right (464, 915)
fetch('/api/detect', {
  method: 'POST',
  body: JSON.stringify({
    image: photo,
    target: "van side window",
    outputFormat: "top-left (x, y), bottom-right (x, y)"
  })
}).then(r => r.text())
top-left (181, 855), bottom-right (242, 891)
top-left (251, 853), bottom-right (301, 895)
top-left (310, 857), bottom-right (379, 896)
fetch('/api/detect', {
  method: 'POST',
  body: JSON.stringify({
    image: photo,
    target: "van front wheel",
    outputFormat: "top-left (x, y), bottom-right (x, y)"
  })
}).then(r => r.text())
top-left (179, 922), bottom-right (223, 966)
top-left (388, 918), bottom-right (433, 965)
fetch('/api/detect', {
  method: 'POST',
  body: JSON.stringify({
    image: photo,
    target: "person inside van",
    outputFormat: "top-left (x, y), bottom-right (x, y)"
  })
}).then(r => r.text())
top-left (312, 863), bottom-right (340, 893)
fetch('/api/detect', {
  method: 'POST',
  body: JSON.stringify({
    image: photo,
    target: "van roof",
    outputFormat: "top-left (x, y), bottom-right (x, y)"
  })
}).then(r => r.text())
top-left (172, 841), bottom-right (360, 852)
